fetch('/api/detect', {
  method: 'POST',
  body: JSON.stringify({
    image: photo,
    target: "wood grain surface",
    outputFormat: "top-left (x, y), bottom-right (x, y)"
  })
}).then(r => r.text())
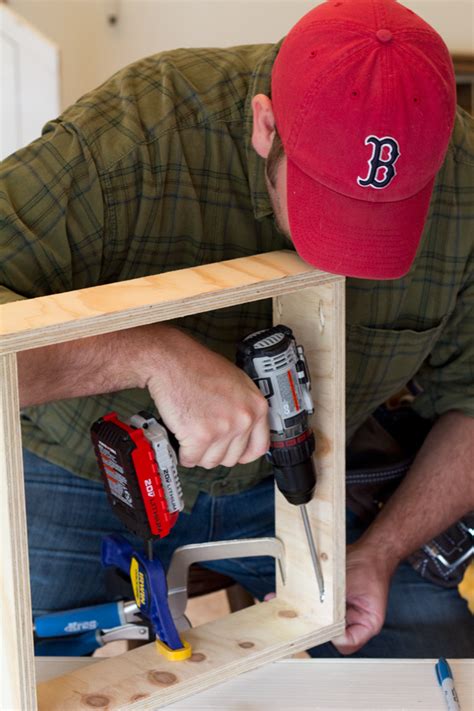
top-left (35, 658), bottom-right (474, 710)
top-left (0, 354), bottom-right (36, 711)
top-left (37, 602), bottom-right (344, 710)
top-left (274, 284), bottom-right (345, 626)
top-left (0, 251), bottom-right (339, 355)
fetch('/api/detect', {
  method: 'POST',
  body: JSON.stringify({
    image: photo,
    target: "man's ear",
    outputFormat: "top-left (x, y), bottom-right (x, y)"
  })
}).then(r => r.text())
top-left (251, 94), bottom-right (276, 159)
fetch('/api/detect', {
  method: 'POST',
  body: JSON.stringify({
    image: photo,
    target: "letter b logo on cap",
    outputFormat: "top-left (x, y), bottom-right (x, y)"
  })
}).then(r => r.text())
top-left (357, 135), bottom-right (400, 189)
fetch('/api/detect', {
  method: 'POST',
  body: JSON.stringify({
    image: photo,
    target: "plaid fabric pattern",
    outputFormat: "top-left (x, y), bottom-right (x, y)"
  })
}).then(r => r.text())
top-left (1, 43), bottom-right (473, 508)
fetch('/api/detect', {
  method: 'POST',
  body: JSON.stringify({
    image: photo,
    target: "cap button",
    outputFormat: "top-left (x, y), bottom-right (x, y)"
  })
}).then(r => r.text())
top-left (376, 29), bottom-right (393, 43)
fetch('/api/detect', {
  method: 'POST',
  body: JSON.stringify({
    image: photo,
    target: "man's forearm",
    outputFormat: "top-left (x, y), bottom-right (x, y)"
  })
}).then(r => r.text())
top-left (17, 323), bottom-right (269, 469)
top-left (357, 410), bottom-right (474, 572)
top-left (17, 323), bottom-right (176, 408)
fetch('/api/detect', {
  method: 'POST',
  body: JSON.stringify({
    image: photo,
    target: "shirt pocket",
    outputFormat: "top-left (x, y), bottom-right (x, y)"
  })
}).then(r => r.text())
top-left (346, 318), bottom-right (448, 433)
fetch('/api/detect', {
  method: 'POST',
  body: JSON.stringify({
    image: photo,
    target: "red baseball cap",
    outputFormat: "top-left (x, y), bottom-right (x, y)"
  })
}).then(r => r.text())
top-left (271, 0), bottom-right (456, 279)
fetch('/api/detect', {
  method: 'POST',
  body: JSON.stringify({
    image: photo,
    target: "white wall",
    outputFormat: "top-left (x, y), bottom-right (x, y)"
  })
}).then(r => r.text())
top-left (8, 0), bottom-right (474, 111)
top-left (0, 4), bottom-right (59, 157)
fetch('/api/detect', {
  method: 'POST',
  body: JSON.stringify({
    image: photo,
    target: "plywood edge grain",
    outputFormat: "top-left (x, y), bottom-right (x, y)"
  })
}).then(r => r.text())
top-left (0, 252), bottom-right (342, 354)
top-left (332, 280), bottom-right (346, 623)
top-left (0, 354), bottom-right (37, 710)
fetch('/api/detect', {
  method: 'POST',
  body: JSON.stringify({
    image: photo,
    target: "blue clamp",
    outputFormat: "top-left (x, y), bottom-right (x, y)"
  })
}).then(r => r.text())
top-left (101, 535), bottom-right (191, 660)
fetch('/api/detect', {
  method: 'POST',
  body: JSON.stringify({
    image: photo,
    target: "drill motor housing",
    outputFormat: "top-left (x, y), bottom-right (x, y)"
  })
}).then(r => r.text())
top-left (236, 325), bottom-right (317, 505)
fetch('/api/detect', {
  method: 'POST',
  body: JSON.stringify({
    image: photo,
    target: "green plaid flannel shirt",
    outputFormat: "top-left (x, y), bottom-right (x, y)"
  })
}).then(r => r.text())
top-left (1, 43), bottom-right (473, 508)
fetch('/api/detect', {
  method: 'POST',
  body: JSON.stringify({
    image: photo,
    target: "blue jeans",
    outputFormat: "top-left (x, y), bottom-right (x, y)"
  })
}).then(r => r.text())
top-left (25, 449), bottom-right (474, 657)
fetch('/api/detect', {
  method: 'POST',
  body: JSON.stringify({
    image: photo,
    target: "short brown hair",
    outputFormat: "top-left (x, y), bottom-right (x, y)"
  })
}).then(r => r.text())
top-left (265, 129), bottom-right (285, 188)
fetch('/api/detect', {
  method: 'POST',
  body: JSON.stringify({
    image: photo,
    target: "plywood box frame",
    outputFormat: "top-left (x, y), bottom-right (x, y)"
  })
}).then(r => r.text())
top-left (0, 250), bottom-right (345, 710)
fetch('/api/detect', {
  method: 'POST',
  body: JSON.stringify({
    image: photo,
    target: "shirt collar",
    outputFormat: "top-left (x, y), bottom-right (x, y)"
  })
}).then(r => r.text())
top-left (244, 41), bottom-right (283, 220)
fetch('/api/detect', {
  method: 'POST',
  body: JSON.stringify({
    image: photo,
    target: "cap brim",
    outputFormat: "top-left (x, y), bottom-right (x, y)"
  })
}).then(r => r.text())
top-left (287, 159), bottom-right (434, 280)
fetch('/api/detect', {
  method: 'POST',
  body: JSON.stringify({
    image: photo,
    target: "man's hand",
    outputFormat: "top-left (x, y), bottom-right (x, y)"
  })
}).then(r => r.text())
top-left (332, 542), bottom-right (394, 655)
top-left (19, 323), bottom-right (270, 470)
top-left (332, 411), bottom-right (474, 655)
top-left (143, 328), bottom-right (269, 469)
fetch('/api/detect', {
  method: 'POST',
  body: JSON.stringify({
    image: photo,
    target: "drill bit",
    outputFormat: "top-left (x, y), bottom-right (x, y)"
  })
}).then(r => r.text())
top-left (300, 505), bottom-right (325, 602)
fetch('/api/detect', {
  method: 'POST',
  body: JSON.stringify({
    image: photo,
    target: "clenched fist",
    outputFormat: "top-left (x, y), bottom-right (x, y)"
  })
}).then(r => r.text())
top-left (143, 326), bottom-right (270, 469)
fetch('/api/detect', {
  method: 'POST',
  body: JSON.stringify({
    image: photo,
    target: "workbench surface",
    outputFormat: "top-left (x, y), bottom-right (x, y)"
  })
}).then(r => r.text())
top-left (36, 657), bottom-right (473, 710)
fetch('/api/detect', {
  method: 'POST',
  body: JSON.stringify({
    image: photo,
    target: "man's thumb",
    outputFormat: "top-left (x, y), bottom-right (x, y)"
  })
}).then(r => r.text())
top-left (332, 622), bottom-right (372, 655)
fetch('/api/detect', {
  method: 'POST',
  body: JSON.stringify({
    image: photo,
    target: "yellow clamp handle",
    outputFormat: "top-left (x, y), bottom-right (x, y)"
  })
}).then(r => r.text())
top-left (155, 638), bottom-right (192, 661)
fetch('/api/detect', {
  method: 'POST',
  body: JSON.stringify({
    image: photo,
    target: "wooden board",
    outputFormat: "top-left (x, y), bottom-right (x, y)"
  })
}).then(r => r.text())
top-left (0, 251), bottom-right (339, 355)
top-left (35, 659), bottom-right (474, 710)
top-left (0, 354), bottom-right (36, 711)
top-left (36, 602), bottom-right (344, 710)
top-left (0, 252), bottom-right (345, 710)
top-left (274, 283), bottom-right (345, 626)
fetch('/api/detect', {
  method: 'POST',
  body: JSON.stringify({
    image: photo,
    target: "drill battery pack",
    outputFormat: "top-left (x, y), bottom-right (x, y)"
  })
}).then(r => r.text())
top-left (91, 412), bottom-right (181, 540)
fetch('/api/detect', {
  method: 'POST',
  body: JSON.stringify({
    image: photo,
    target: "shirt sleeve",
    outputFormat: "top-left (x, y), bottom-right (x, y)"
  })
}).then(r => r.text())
top-left (0, 120), bottom-right (106, 304)
top-left (413, 265), bottom-right (474, 420)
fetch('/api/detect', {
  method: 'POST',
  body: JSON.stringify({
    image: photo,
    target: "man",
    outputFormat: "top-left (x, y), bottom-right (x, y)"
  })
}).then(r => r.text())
top-left (1, 0), bottom-right (473, 657)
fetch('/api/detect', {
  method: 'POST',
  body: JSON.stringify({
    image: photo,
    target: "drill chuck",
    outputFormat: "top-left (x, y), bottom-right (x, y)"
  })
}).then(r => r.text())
top-left (269, 430), bottom-right (316, 505)
top-left (273, 461), bottom-right (315, 506)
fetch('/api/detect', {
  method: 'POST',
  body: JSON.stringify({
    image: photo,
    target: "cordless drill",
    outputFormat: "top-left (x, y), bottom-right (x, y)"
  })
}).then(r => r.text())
top-left (236, 325), bottom-right (325, 601)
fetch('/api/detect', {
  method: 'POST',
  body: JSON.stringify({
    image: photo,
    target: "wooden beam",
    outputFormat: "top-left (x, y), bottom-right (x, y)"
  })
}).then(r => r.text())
top-left (37, 601), bottom-right (344, 710)
top-left (0, 354), bottom-right (36, 710)
top-left (0, 251), bottom-right (339, 355)
top-left (452, 52), bottom-right (474, 77)
top-left (274, 282), bottom-right (345, 625)
top-left (35, 658), bottom-right (474, 710)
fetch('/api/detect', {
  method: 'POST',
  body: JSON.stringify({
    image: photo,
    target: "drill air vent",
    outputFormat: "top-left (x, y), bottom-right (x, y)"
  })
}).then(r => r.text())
top-left (253, 332), bottom-right (285, 349)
